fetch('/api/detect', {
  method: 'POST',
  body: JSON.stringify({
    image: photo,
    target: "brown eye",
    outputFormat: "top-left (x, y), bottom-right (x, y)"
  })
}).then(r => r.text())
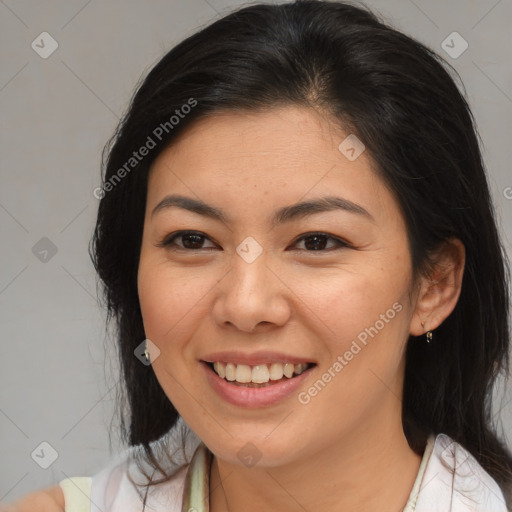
top-left (156, 230), bottom-right (349, 253)
top-left (291, 232), bottom-right (349, 252)
top-left (156, 231), bottom-right (217, 250)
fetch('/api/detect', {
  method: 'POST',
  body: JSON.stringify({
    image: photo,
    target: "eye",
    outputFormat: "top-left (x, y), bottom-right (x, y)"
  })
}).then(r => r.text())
top-left (156, 230), bottom-right (218, 251)
top-left (157, 230), bottom-right (350, 253)
top-left (289, 232), bottom-right (350, 252)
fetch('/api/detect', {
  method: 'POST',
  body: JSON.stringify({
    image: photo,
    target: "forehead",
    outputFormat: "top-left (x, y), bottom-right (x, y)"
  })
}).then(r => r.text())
top-left (146, 106), bottom-right (395, 223)
top-left (153, 106), bottom-right (346, 172)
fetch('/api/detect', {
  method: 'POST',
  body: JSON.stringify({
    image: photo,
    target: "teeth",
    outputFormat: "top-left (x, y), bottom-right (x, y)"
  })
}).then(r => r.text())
top-left (211, 361), bottom-right (310, 384)
top-left (252, 365), bottom-right (270, 383)
top-left (269, 363), bottom-right (284, 380)
top-left (283, 363), bottom-right (294, 378)
top-left (235, 364), bottom-right (252, 383)
top-left (225, 363), bottom-right (236, 381)
top-left (213, 362), bottom-right (225, 379)
top-left (295, 363), bottom-right (308, 375)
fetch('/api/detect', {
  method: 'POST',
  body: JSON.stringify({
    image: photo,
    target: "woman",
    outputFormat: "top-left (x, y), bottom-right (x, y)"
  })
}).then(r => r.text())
top-left (8, 1), bottom-right (512, 510)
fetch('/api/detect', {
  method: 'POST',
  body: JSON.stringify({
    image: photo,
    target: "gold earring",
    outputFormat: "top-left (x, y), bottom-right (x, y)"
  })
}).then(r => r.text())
top-left (420, 321), bottom-right (432, 343)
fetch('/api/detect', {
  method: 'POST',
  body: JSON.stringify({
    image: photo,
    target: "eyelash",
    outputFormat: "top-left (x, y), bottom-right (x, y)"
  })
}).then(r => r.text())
top-left (156, 230), bottom-right (351, 253)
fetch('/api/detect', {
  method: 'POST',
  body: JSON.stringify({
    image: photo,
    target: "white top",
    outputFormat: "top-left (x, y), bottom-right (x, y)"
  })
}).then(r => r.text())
top-left (59, 432), bottom-right (510, 512)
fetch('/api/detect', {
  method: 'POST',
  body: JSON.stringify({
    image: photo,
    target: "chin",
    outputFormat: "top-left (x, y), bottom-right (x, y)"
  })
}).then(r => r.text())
top-left (204, 433), bottom-right (304, 468)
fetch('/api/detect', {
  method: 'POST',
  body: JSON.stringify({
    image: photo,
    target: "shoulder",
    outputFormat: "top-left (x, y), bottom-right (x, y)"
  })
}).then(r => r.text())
top-left (415, 432), bottom-right (509, 512)
top-left (3, 485), bottom-right (65, 512)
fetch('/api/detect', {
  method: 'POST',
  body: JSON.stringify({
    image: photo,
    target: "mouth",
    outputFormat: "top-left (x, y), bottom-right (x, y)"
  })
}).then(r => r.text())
top-left (202, 361), bottom-right (316, 388)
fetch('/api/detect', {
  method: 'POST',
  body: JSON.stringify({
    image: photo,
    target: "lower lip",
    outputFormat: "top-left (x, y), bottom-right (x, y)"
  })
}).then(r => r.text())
top-left (202, 362), bottom-right (314, 408)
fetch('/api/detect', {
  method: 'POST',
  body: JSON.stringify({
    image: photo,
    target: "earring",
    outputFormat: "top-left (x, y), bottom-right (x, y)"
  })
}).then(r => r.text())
top-left (144, 341), bottom-right (150, 362)
top-left (421, 321), bottom-right (432, 344)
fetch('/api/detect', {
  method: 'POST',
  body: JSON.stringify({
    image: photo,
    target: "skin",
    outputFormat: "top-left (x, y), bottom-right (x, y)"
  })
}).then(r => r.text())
top-left (137, 106), bottom-right (465, 512)
top-left (6, 486), bottom-right (64, 511)
top-left (11, 105), bottom-right (464, 511)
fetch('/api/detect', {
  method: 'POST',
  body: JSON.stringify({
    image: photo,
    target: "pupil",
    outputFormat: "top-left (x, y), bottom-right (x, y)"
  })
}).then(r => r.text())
top-left (183, 234), bottom-right (203, 249)
top-left (305, 235), bottom-right (326, 251)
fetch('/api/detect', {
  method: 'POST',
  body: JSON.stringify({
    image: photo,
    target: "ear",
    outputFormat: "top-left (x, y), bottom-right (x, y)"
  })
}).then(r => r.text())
top-left (409, 237), bottom-right (465, 336)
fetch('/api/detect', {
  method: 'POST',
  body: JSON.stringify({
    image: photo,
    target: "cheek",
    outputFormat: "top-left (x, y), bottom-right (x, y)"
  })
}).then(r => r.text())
top-left (292, 269), bottom-right (411, 424)
top-left (137, 259), bottom-right (219, 409)
top-left (137, 257), bottom-right (219, 346)
top-left (291, 261), bottom-right (413, 411)
top-left (291, 263), bottom-right (411, 347)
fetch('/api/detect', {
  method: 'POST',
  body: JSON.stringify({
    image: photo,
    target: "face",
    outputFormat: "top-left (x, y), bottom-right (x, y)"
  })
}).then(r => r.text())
top-left (137, 106), bottom-right (420, 467)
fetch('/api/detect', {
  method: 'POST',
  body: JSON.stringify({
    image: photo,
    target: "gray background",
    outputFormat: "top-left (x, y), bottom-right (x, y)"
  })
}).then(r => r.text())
top-left (1, 0), bottom-right (511, 502)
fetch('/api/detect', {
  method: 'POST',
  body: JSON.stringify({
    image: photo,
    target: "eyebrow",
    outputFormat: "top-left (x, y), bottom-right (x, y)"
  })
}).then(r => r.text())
top-left (151, 194), bottom-right (374, 227)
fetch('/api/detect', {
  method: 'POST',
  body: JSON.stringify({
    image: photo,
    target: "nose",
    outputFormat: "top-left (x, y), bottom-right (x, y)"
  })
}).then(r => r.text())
top-left (212, 251), bottom-right (291, 333)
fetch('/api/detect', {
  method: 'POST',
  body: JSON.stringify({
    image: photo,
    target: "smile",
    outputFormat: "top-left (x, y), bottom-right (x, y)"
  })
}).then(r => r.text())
top-left (202, 359), bottom-right (316, 407)
top-left (209, 361), bottom-right (312, 386)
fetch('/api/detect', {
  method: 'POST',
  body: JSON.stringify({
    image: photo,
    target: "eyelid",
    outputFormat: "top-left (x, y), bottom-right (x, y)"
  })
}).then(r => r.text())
top-left (155, 230), bottom-right (218, 249)
top-left (290, 232), bottom-right (351, 251)
top-left (156, 230), bottom-right (352, 252)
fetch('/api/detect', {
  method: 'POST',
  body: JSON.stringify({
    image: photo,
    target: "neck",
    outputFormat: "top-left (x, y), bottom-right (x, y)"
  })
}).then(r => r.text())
top-left (209, 413), bottom-right (423, 512)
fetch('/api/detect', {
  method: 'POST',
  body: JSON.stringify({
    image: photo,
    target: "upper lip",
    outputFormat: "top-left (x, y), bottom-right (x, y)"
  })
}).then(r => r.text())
top-left (202, 351), bottom-right (316, 366)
